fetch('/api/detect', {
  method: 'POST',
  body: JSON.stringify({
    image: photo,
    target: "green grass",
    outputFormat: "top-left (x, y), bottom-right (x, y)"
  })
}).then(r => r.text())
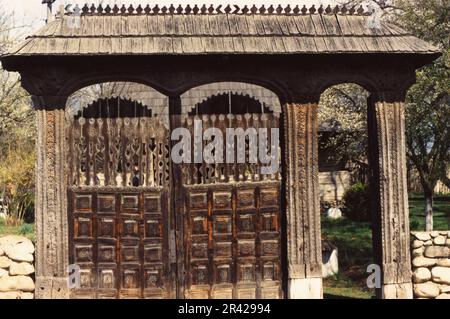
top-left (322, 194), bottom-right (450, 299)
top-left (0, 218), bottom-right (35, 241)
top-left (324, 274), bottom-right (374, 299)
top-left (322, 217), bottom-right (375, 299)
top-left (409, 193), bottom-right (450, 231)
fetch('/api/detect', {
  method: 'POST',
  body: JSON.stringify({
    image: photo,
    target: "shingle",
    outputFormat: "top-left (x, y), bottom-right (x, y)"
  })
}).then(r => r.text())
top-left (228, 15), bottom-right (248, 36)
top-left (275, 15), bottom-right (291, 35)
top-left (252, 15), bottom-right (266, 36)
top-left (209, 15), bottom-right (228, 36)
top-left (321, 15), bottom-right (341, 36)
top-left (310, 14), bottom-right (326, 36)
top-left (8, 13), bottom-right (440, 56)
top-left (294, 15), bottom-right (315, 35)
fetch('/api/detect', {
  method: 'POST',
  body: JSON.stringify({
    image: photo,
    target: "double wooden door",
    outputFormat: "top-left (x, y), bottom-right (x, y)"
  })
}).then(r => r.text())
top-left (67, 114), bottom-right (283, 299)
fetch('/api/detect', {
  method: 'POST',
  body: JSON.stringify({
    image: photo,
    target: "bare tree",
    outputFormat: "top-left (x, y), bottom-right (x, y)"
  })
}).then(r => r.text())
top-left (0, 2), bottom-right (35, 224)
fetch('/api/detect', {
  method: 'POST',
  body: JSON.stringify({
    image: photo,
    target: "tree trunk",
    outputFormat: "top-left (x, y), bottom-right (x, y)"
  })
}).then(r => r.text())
top-left (424, 188), bottom-right (433, 231)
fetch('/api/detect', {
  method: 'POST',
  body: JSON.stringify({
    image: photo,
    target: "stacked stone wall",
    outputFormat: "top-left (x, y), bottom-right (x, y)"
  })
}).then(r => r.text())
top-left (411, 231), bottom-right (450, 299)
top-left (0, 236), bottom-right (35, 299)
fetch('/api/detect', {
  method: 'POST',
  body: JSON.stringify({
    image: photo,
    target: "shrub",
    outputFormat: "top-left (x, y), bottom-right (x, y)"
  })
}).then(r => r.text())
top-left (0, 146), bottom-right (35, 226)
top-left (19, 223), bottom-right (34, 235)
top-left (343, 182), bottom-right (371, 222)
top-left (410, 219), bottom-right (420, 231)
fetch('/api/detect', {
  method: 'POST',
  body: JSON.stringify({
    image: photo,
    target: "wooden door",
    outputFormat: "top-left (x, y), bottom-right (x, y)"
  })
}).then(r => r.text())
top-left (69, 189), bottom-right (171, 298)
top-left (67, 116), bottom-right (173, 298)
top-left (67, 111), bottom-right (284, 299)
top-left (179, 113), bottom-right (284, 299)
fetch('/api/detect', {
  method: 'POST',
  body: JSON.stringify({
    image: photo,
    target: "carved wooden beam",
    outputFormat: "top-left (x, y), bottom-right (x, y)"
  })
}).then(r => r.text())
top-left (368, 92), bottom-right (413, 299)
top-left (283, 101), bottom-right (322, 298)
top-left (34, 98), bottom-right (70, 298)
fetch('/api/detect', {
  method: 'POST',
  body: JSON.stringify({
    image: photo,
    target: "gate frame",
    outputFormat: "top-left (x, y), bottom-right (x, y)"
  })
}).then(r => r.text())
top-left (6, 50), bottom-right (436, 298)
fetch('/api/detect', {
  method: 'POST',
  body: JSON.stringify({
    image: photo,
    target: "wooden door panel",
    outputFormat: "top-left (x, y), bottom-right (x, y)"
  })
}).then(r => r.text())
top-left (69, 189), bottom-right (171, 299)
top-left (68, 116), bottom-right (173, 299)
top-left (179, 113), bottom-right (283, 299)
top-left (183, 183), bottom-right (283, 299)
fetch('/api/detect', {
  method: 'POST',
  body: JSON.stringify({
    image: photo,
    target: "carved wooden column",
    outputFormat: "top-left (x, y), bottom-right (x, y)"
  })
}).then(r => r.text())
top-left (33, 96), bottom-right (70, 299)
top-left (283, 99), bottom-right (322, 299)
top-left (367, 92), bottom-right (413, 299)
top-left (169, 95), bottom-right (183, 298)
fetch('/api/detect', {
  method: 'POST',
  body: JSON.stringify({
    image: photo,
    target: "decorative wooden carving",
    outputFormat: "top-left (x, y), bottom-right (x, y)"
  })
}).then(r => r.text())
top-left (368, 94), bottom-right (412, 298)
top-left (183, 183), bottom-right (283, 299)
top-left (67, 116), bottom-right (170, 189)
top-left (180, 113), bottom-right (281, 185)
top-left (67, 3), bottom-right (369, 16)
top-left (68, 189), bottom-right (172, 298)
top-left (283, 103), bottom-right (322, 283)
top-left (67, 112), bottom-right (173, 298)
top-left (34, 108), bottom-right (70, 298)
top-left (181, 113), bottom-right (283, 299)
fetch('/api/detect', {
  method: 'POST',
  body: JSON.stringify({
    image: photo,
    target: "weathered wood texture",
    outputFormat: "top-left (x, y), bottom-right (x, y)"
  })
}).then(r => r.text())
top-left (9, 12), bottom-right (440, 56)
top-left (182, 182), bottom-right (283, 299)
top-left (68, 189), bottom-right (172, 299)
top-left (180, 83), bottom-right (281, 115)
top-left (35, 108), bottom-right (70, 298)
top-left (66, 83), bottom-right (169, 126)
top-left (368, 94), bottom-right (412, 299)
top-left (283, 102), bottom-right (322, 298)
top-left (180, 113), bottom-right (281, 184)
top-left (67, 116), bottom-right (170, 188)
top-left (180, 112), bottom-right (283, 299)
top-left (67, 115), bottom-right (173, 299)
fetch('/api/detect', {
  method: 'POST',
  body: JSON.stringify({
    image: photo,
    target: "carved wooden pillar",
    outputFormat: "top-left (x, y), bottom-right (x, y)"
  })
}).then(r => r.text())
top-left (169, 95), bottom-right (183, 298)
top-left (283, 100), bottom-right (322, 299)
top-left (33, 96), bottom-right (70, 299)
top-left (367, 92), bottom-right (413, 299)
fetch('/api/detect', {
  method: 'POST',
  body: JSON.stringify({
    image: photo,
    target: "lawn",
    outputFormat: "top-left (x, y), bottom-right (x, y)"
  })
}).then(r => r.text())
top-left (0, 219), bottom-right (35, 241)
top-left (322, 194), bottom-right (450, 299)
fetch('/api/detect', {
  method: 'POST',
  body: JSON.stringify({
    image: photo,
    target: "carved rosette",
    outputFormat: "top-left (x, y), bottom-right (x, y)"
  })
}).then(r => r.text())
top-left (283, 103), bottom-right (322, 281)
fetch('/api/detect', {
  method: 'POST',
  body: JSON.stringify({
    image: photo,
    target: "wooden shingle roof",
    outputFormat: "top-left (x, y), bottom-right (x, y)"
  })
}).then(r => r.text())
top-left (7, 4), bottom-right (441, 56)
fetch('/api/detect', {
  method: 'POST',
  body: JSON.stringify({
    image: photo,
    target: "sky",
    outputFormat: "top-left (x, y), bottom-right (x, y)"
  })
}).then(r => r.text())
top-left (1, 0), bottom-right (343, 35)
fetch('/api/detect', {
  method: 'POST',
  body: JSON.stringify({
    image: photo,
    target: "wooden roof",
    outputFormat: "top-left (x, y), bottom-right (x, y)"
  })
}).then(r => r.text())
top-left (7, 4), bottom-right (440, 56)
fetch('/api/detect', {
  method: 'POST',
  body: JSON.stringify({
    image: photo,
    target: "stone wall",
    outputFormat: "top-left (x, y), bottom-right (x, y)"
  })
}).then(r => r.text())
top-left (411, 231), bottom-right (450, 299)
top-left (0, 235), bottom-right (35, 299)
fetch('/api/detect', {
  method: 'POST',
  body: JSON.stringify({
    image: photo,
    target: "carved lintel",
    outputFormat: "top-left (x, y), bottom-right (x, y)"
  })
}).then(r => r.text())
top-left (35, 108), bottom-right (69, 299)
top-left (369, 90), bottom-right (408, 104)
top-left (283, 102), bottom-right (322, 281)
top-left (283, 88), bottom-right (322, 105)
top-left (32, 95), bottom-right (68, 110)
top-left (368, 93), bottom-right (412, 299)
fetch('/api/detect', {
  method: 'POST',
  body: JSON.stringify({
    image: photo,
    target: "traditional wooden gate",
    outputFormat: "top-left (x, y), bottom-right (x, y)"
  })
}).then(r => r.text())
top-left (67, 102), bottom-right (283, 299)
top-left (178, 113), bottom-right (283, 299)
top-left (67, 114), bottom-right (173, 299)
